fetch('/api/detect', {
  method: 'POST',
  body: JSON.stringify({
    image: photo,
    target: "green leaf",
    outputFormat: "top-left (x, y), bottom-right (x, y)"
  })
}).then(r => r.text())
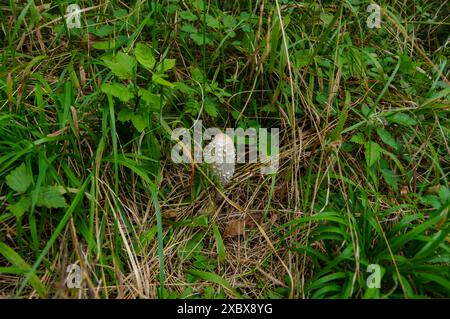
top-left (206, 14), bottom-right (220, 29)
top-left (8, 196), bottom-right (31, 218)
top-left (31, 186), bottom-right (67, 209)
top-left (365, 141), bottom-right (382, 167)
top-left (376, 128), bottom-right (399, 150)
top-left (179, 11), bottom-right (197, 21)
top-left (156, 59), bottom-right (176, 73)
top-left (0, 242), bottom-right (47, 297)
top-left (222, 15), bottom-right (237, 28)
top-left (6, 163), bottom-right (32, 193)
top-left (131, 113), bottom-right (147, 132)
top-left (135, 43), bottom-right (156, 70)
top-left (152, 74), bottom-right (174, 87)
top-left (190, 33), bottom-right (212, 46)
top-left (101, 83), bottom-right (134, 102)
top-left (118, 108), bottom-right (133, 122)
top-left (386, 113), bottom-right (417, 126)
top-left (204, 96), bottom-right (218, 117)
top-left (138, 88), bottom-right (161, 108)
top-left (102, 52), bottom-right (136, 80)
top-left (212, 224), bottom-right (226, 262)
top-left (381, 168), bottom-right (399, 191)
top-left (181, 24), bottom-right (197, 33)
top-left (187, 269), bottom-right (241, 298)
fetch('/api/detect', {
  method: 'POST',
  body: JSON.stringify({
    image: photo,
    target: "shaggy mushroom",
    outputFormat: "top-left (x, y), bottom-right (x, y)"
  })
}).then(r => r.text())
top-left (203, 133), bottom-right (235, 185)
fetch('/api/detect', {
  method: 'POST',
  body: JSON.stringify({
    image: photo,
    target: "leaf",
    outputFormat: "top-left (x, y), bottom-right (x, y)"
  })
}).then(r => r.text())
top-left (212, 224), bottom-right (226, 262)
top-left (118, 108), bottom-right (133, 122)
top-left (152, 74), bottom-right (174, 87)
top-left (204, 96), bottom-right (218, 117)
top-left (179, 11), bottom-right (197, 21)
top-left (181, 24), bottom-right (197, 33)
top-left (8, 196), bottom-right (31, 218)
top-left (156, 59), bottom-right (176, 73)
top-left (0, 242), bottom-right (47, 297)
top-left (31, 186), bottom-right (67, 209)
top-left (365, 141), bottom-right (382, 167)
top-left (131, 113), bottom-right (147, 132)
top-left (206, 14), bottom-right (220, 29)
top-left (187, 269), bottom-right (241, 298)
top-left (6, 163), bottom-right (32, 193)
top-left (376, 128), bottom-right (399, 150)
top-left (178, 233), bottom-right (203, 260)
top-left (101, 83), bottom-right (134, 102)
top-left (190, 33), bottom-right (212, 46)
top-left (102, 52), bottom-right (136, 80)
top-left (135, 43), bottom-right (156, 70)
top-left (381, 168), bottom-right (399, 191)
top-left (138, 88), bottom-right (161, 108)
top-left (222, 15), bottom-right (237, 28)
top-left (386, 113), bottom-right (417, 126)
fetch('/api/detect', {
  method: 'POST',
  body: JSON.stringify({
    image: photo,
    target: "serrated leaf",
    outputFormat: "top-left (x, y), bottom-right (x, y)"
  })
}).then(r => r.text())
top-left (131, 113), bottom-right (147, 132)
top-left (138, 88), bottom-right (161, 108)
top-left (222, 15), bottom-right (237, 28)
top-left (135, 43), bottom-right (156, 70)
top-left (102, 52), bottom-right (136, 80)
top-left (365, 141), bottom-right (382, 167)
top-left (206, 14), bottom-right (220, 29)
top-left (190, 33), bottom-right (212, 46)
top-left (156, 59), bottom-right (176, 73)
top-left (32, 186), bottom-right (67, 209)
top-left (6, 163), bottom-right (32, 193)
top-left (386, 113), bottom-right (417, 126)
top-left (152, 74), bottom-right (174, 87)
top-left (8, 196), bottom-right (31, 218)
top-left (181, 24), bottom-right (197, 33)
top-left (179, 11), bottom-right (197, 21)
top-left (101, 83), bottom-right (134, 102)
top-left (204, 97), bottom-right (218, 117)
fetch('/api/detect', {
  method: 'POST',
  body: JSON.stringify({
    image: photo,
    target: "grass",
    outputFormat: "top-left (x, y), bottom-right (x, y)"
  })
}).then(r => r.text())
top-left (0, 0), bottom-right (449, 299)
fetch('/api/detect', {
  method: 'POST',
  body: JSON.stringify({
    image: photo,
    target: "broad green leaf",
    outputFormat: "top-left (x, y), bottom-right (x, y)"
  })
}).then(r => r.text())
top-left (135, 43), bottom-right (156, 70)
top-left (386, 113), bottom-right (417, 126)
top-left (118, 108), bottom-right (133, 122)
top-left (101, 83), bottom-right (134, 102)
top-left (102, 52), bottom-right (136, 80)
top-left (365, 141), bottom-right (382, 167)
top-left (156, 59), bottom-right (176, 73)
top-left (222, 15), bottom-right (237, 28)
top-left (138, 88), bottom-right (161, 108)
top-left (190, 33), bottom-right (212, 46)
top-left (376, 128), bottom-right (399, 150)
top-left (206, 14), bottom-right (220, 28)
top-left (152, 74), bottom-right (174, 87)
top-left (31, 186), bottom-right (67, 209)
top-left (204, 97), bottom-right (218, 117)
top-left (179, 11), bottom-right (197, 21)
top-left (381, 168), bottom-right (399, 191)
top-left (131, 113), bottom-right (147, 132)
top-left (181, 24), bottom-right (197, 33)
top-left (8, 196), bottom-right (31, 218)
top-left (6, 163), bottom-right (32, 193)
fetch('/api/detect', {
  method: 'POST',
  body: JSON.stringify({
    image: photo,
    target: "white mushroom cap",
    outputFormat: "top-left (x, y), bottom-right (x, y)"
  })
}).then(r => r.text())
top-left (204, 133), bottom-right (235, 185)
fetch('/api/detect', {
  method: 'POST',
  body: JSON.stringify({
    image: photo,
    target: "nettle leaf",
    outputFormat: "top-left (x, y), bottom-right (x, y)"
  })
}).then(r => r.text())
top-left (152, 74), bottom-right (174, 87)
top-left (131, 113), bottom-right (147, 132)
top-left (190, 33), bottom-right (212, 46)
top-left (181, 24), bottom-right (198, 34)
top-left (8, 196), bottom-right (31, 218)
top-left (101, 83), bottom-right (134, 102)
top-left (118, 108), bottom-right (133, 122)
top-left (138, 88), bottom-right (161, 109)
top-left (179, 11), bottom-right (197, 21)
top-left (365, 141), bottom-right (382, 167)
top-left (102, 52), bottom-right (136, 80)
top-left (386, 113), bottom-right (417, 126)
top-left (156, 59), bottom-right (176, 73)
top-left (135, 43), bottom-right (156, 70)
top-left (376, 128), bottom-right (399, 150)
top-left (206, 14), bottom-right (220, 29)
top-left (204, 97), bottom-right (218, 117)
top-left (32, 186), bottom-right (67, 209)
top-left (5, 163), bottom-right (32, 193)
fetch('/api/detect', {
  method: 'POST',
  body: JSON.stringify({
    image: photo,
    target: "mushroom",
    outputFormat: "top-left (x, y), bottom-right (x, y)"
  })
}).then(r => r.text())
top-left (203, 133), bottom-right (235, 185)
